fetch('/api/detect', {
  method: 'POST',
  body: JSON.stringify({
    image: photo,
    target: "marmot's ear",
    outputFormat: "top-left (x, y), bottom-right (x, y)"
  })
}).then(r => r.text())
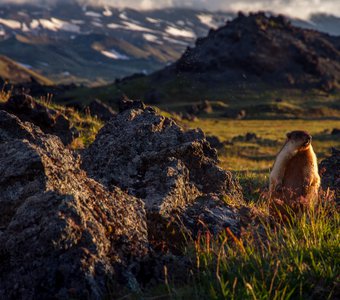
top-left (286, 132), bottom-right (292, 139)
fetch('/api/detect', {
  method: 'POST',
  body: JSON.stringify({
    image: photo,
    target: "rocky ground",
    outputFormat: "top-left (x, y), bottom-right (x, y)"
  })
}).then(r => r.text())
top-left (320, 147), bottom-right (340, 203)
top-left (0, 95), bottom-right (338, 298)
top-left (0, 96), bottom-right (254, 299)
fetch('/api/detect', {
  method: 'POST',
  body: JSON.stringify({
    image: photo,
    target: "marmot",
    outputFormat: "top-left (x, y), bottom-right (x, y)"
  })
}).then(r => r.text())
top-left (269, 131), bottom-right (320, 210)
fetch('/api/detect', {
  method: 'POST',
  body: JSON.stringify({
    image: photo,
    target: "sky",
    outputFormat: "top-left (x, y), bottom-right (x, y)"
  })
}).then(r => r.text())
top-left (2, 0), bottom-right (340, 19)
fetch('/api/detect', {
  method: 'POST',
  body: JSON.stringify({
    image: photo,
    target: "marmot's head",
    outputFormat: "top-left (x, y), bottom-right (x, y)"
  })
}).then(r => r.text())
top-left (286, 130), bottom-right (312, 151)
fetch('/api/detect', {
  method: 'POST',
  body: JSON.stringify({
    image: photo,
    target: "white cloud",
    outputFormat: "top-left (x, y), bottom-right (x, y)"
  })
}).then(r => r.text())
top-left (1, 0), bottom-right (339, 19)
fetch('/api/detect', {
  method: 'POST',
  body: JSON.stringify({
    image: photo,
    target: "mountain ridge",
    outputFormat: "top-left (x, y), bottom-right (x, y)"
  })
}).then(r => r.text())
top-left (0, 3), bottom-right (339, 85)
top-left (64, 12), bottom-right (340, 118)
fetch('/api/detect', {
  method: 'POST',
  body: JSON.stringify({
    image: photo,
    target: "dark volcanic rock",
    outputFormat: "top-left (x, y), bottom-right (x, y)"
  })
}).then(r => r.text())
top-left (0, 110), bottom-right (148, 299)
top-left (82, 102), bottom-right (242, 240)
top-left (0, 94), bottom-right (78, 145)
top-left (206, 135), bottom-right (225, 149)
top-left (319, 148), bottom-right (340, 202)
top-left (186, 100), bottom-right (213, 115)
top-left (86, 99), bottom-right (117, 122)
top-left (180, 195), bottom-right (240, 236)
top-left (331, 128), bottom-right (340, 135)
top-left (174, 12), bottom-right (340, 89)
top-left (223, 108), bottom-right (247, 119)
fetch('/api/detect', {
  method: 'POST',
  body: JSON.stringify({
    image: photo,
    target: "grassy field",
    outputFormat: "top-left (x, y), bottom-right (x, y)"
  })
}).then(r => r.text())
top-left (176, 198), bottom-right (339, 300)
top-left (139, 116), bottom-right (340, 300)
top-left (184, 118), bottom-right (340, 171)
top-left (2, 91), bottom-right (339, 299)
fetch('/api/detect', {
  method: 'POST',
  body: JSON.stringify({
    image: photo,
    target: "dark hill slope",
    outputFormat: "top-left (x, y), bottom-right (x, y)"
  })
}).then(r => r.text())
top-left (0, 55), bottom-right (53, 86)
top-left (85, 12), bottom-right (340, 111)
top-left (174, 12), bottom-right (340, 89)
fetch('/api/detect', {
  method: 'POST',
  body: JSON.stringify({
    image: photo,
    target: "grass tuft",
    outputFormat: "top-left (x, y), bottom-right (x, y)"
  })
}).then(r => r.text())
top-left (184, 195), bottom-right (339, 300)
top-left (36, 96), bottom-right (104, 149)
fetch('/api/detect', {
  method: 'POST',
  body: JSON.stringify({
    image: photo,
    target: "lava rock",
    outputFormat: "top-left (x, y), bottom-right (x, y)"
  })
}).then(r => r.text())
top-left (82, 102), bottom-right (242, 243)
top-left (0, 94), bottom-right (78, 145)
top-left (174, 12), bottom-right (340, 89)
top-left (86, 99), bottom-right (117, 122)
top-left (0, 110), bottom-right (148, 299)
top-left (319, 148), bottom-right (340, 203)
top-left (206, 135), bottom-right (225, 149)
top-left (223, 109), bottom-right (247, 119)
top-left (331, 128), bottom-right (340, 135)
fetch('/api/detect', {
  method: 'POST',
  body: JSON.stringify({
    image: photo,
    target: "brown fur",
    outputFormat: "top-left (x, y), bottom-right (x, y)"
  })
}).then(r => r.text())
top-left (269, 131), bottom-right (320, 213)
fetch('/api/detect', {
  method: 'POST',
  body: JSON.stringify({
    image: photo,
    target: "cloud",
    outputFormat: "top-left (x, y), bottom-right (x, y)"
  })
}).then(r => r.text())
top-left (1, 0), bottom-right (339, 19)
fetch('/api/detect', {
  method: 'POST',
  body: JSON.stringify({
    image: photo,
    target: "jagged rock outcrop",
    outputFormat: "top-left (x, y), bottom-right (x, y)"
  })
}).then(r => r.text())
top-left (175, 12), bottom-right (340, 89)
top-left (0, 94), bottom-right (78, 145)
top-left (319, 148), bottom-right (340, 202)
top-left (128, 12), bottom-right (340, 106)
top-left (206, 135), bottom-right (225, 149)
top-left (82, 101), bottom-right (242, 241)
top-left (0, 110), bottom-right (148, 299)
top-left (86, 99), bottom-right (117, 122)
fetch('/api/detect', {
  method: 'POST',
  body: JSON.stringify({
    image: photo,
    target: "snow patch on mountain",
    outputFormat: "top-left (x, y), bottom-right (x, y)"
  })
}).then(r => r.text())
top-left (143, 33), bottom-right (162, 44)
top-left (103, 7), bottom-right (112, 17)
top-left (122, 21), bottom-right (155, 33)
top-left (39, 18), bottom-right (80, 33)
top-left (30, 19), bottom-right (40, 29)
top-left (22, 23), bottom-right (30, 32)
top-left (101, 49), bottom-right (129, 60)
top-left (146, 17), bottom-right (160, 24)
top-left (165, 25), bottom-right (196, 38)
top-left (119, 12), bottom-right (129, 20)
top-left (92, 21), bottom-right (103, 27)
top-left (107, 23), bottom-right (122, 29)
top-left (0, 18), bottom-right (21, 30)
top-left (85, 11), bottom-right (102, 18)
top-left (197, 14), bottom-right (217, 28)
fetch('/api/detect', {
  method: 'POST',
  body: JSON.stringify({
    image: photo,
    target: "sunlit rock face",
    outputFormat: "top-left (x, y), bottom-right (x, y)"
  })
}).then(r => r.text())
top-left (82, 100), bottom-right (242, 244)
top-left (0, 110), bottom-right (148, 299)
top-left (0, 101), bottom-right (244, 298)
top-left (0, 94), bottom-right (79, 145)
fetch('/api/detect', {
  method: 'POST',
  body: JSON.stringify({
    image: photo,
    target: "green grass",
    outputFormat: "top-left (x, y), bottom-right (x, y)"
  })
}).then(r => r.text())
top-left (182, 118), bottom-right (340, 173)
top-left (130, 116), bottom-right (340, 300)
top-left (184, 199), bottom-right (339, 300)
top-left (5, 89), bottom-right (338, 298)
top-left (36, 96), bottom-right (104, 148)
top-left (56, 73), bottom-right (340, 118)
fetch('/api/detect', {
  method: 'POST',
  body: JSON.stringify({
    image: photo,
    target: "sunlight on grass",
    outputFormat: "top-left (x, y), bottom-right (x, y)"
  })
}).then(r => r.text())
top-left (150, 116), bottom-right (340, 300)
top-left (0, 83), bottom-right (12, 103)
top-left (175, 196), bottom-right (339, 300)
top-left (183, 118), bottom-right (340, 173)
top-left (37, 96), bottom-right (103, 149)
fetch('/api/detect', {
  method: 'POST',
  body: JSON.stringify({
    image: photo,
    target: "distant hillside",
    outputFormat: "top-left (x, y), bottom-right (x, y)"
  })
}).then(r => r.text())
top-left (88, 13), bottom-right (339, 106)
top-left (0, 55), bottom-right (53, 85)
top-left (0, 3), bottom-right (230, 85)
top-left (173, 12), bottom-right (340, 90)
top-left (0, 2), bottom-right (339, 85)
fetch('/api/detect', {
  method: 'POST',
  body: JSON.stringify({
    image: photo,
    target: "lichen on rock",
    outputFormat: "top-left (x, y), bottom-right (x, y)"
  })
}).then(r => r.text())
top-left (0, 110), bottom-right (148, 299)
top-left (82, 100), bottom-right (242, 239)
